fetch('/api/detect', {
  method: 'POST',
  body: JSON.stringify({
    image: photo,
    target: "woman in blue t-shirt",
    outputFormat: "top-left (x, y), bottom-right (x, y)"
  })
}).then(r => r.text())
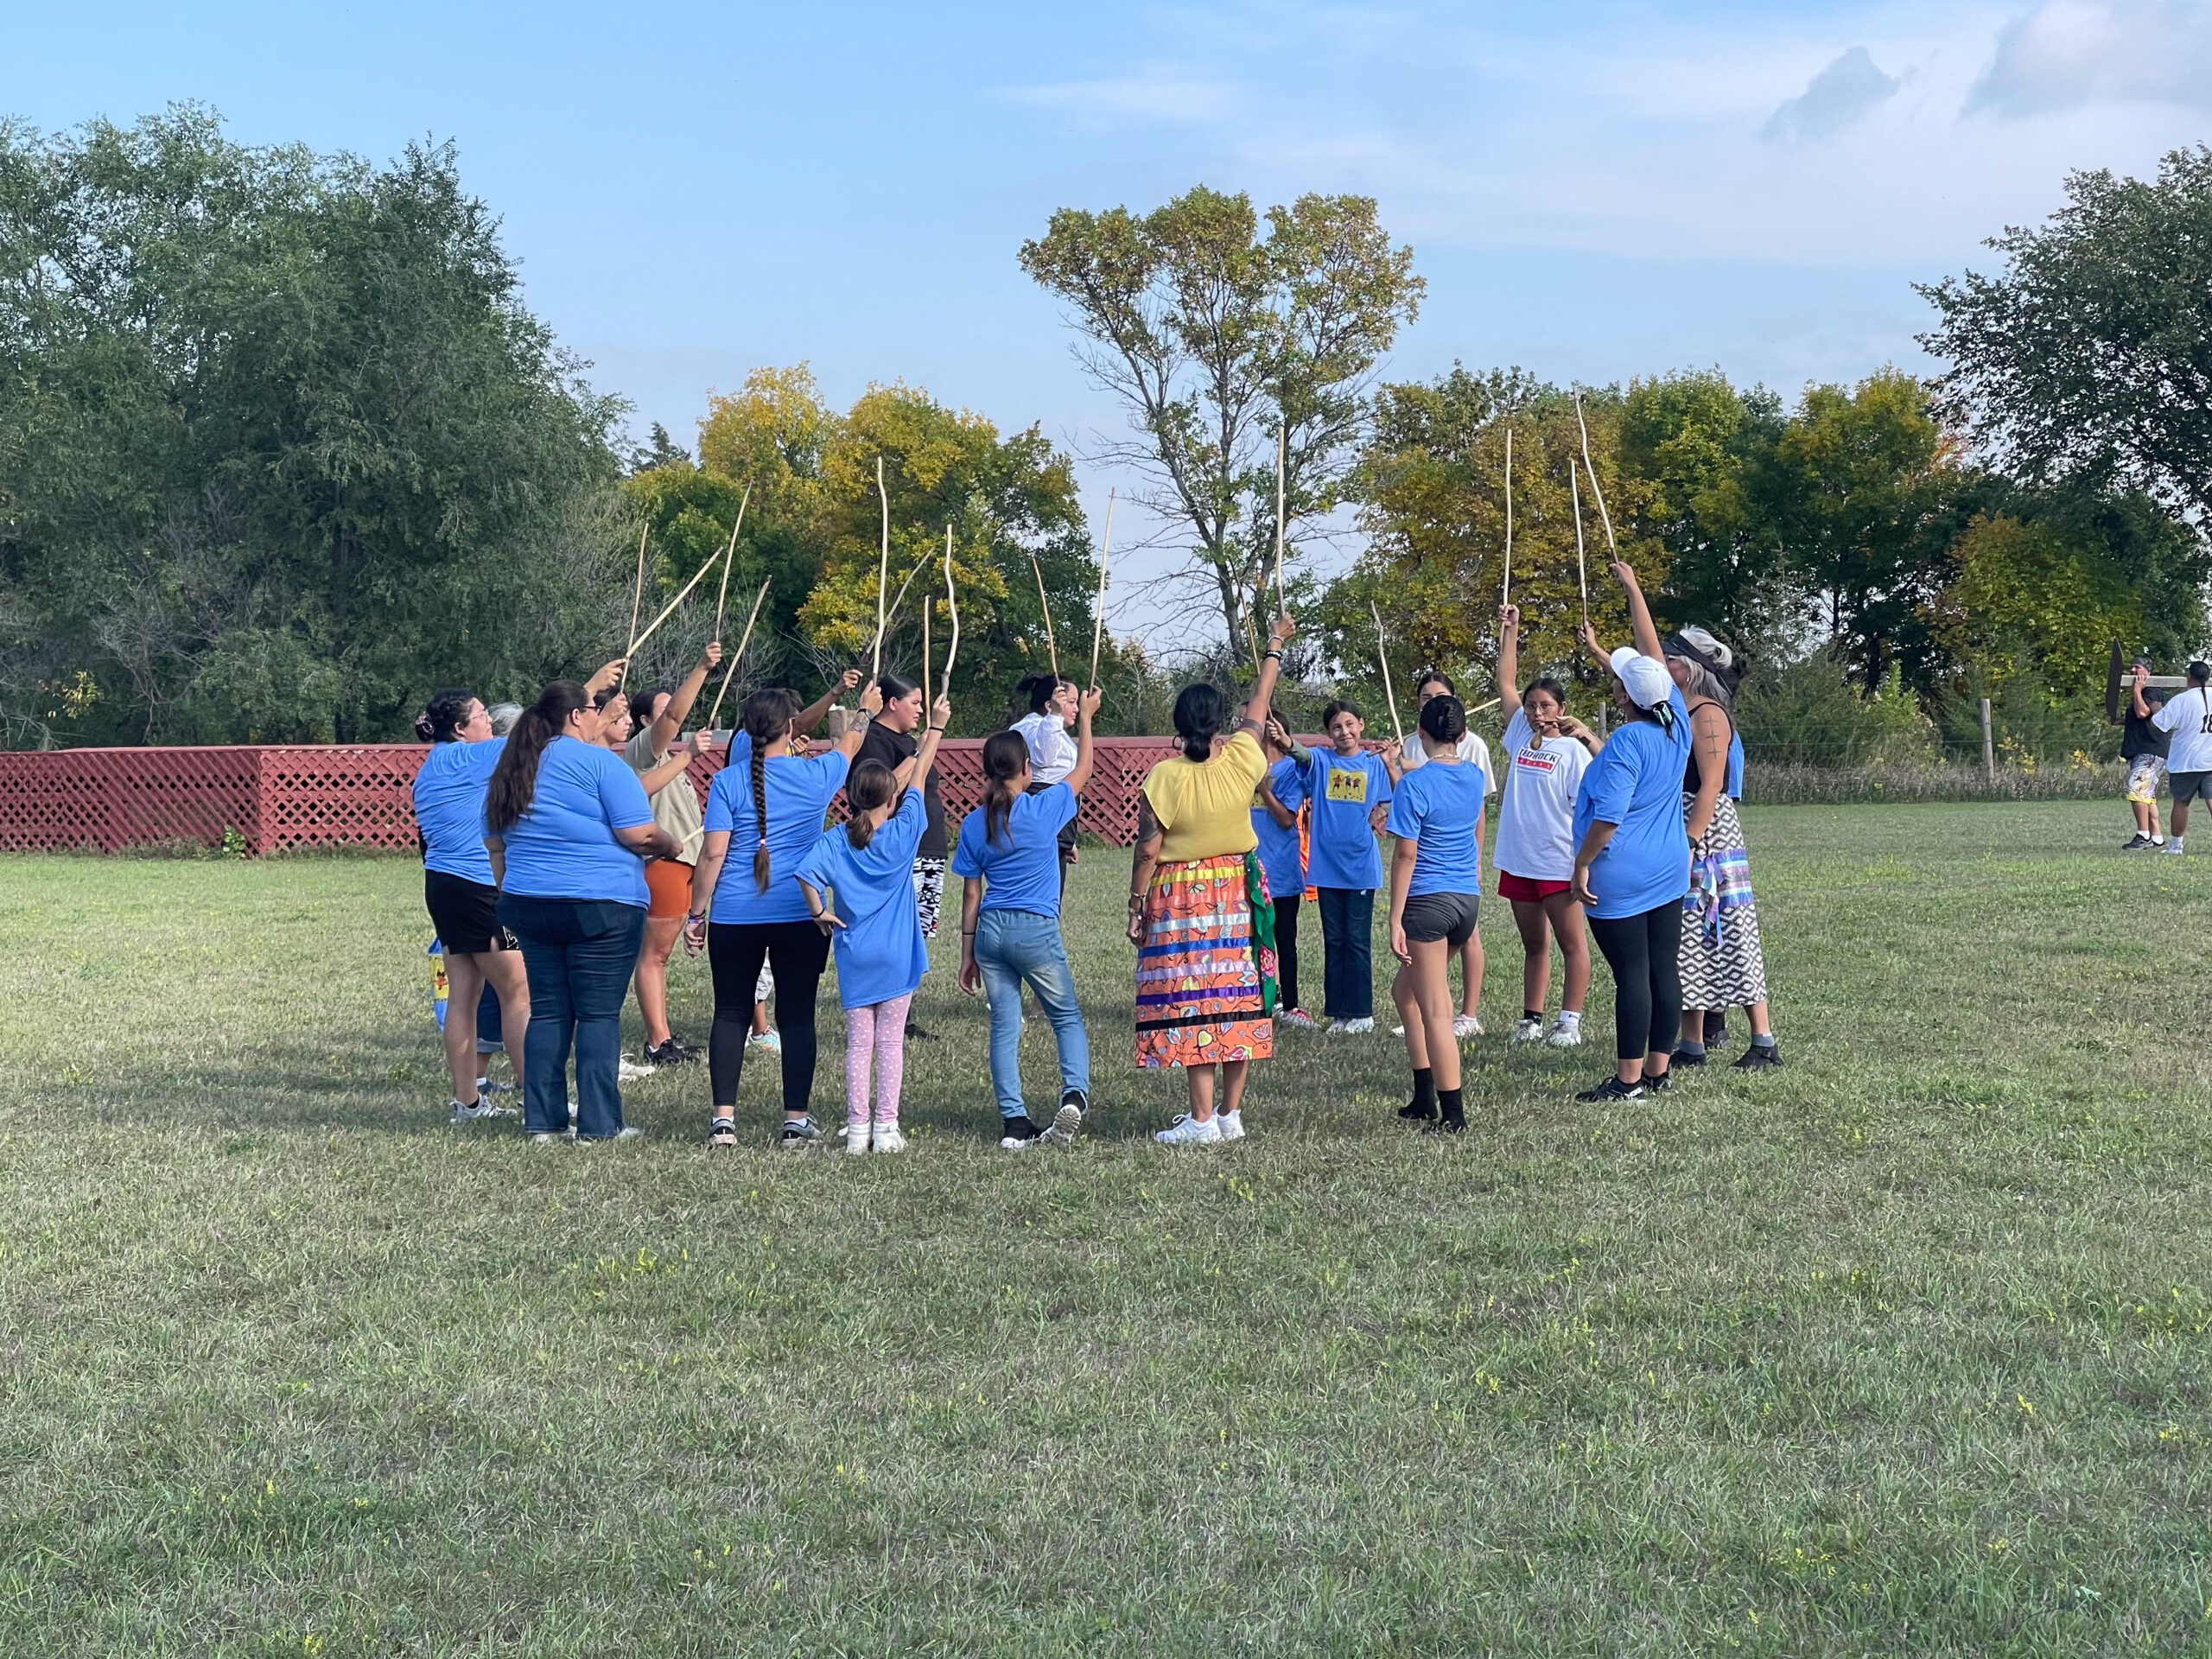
top-left (685, 679), bottom-right (880, 1150)
top-left (1290, 698), bottom-right (1394, 1033)
top-left (795, 690), bottom-right (950, 1155)
top-left (1567, 559), bottom-right (1694, 1103)
top-left (1383, 694), bottom-right (1488, 1135)
top-left (484, 678), bottom-right (679, 1141)
top-left (953, 683), bottom-right (1102, 1149)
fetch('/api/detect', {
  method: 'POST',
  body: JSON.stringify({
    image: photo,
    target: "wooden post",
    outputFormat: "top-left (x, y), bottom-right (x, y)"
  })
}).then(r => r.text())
top-left (1981, 697), bottom-right (1995, 783)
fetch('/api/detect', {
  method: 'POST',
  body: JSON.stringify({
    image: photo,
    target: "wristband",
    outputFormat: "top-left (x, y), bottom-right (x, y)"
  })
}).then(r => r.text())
top-left (927, 724), bottom-right (946, 733)
top-left (1264, 649), bottom-right (1281, 661)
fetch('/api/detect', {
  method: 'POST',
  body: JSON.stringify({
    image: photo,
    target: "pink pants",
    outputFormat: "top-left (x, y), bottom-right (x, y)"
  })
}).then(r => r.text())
top-left (843, 992), bottom-right (913, 1129)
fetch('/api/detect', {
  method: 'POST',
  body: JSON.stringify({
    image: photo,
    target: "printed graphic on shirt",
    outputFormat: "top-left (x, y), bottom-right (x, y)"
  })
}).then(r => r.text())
top-left (1515, 748), bottom-right (1560, 778)
top-left (1325, 767), bottom-right (1370, 804)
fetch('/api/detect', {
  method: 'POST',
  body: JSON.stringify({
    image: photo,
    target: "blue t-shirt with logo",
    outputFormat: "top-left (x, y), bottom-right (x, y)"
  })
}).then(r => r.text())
top-left (1570, 687), bottom-right (1694, 919)
top-left (1251, 757), bottom-right (1306, 900)
top-left (952, 782), bottom-right (1077, 918)
top-left (492, 737), bottom-right (654, 907)
top-left (1384, 754), bottom-right (1489, 898)
top-left (1301, 748), bottom-right (1393, 890)
top-left (413, 737), bottom-right (505, 885)
top-left (794, 792), bottom-right (931, 1009)
top-left (702, 734), bottom-right (853, 925)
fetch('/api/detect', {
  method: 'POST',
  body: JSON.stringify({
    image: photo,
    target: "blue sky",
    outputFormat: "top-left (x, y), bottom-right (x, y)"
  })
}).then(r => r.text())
top-left (10, 0), bottom-right (2211, 642)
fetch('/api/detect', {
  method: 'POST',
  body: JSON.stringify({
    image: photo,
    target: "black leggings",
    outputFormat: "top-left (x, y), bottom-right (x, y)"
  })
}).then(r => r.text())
top-left (1274, 892), bottom-right (1302, 1014)
top-left (708, 920), bottom-right (832, 1116)
top-left (1587, 901), bottom-right (1684, 1063)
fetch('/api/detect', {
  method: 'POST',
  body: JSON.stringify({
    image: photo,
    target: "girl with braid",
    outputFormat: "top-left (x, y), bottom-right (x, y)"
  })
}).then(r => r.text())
top-left (686, 673), bottom-right (874, 1149)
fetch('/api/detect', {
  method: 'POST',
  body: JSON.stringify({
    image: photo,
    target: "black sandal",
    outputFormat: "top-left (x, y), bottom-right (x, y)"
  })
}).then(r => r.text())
top-left (708, 1116), bottom-right (738, 1148)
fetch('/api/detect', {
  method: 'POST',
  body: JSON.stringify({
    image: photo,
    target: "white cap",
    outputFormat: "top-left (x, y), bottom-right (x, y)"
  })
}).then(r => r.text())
top-left (1610, 646), bottom-right (1674, 711)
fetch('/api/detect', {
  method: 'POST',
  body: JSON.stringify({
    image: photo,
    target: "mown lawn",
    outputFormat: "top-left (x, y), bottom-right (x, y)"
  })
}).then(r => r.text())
top-left (3, 801), bottom-right (2209, 1656)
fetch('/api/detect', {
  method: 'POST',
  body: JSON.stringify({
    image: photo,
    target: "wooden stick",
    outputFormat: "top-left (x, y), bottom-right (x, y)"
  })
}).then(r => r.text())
top-left (880, 557), bottom-right (925, 654)
top-left (940, 523), bottom-right (962, 686)
top-left (922, 604), bottom-right (931, 712)
top-left (620, 523), bottom-right (650, 687)
top-left (624, 542), bottom-right (728, 664)
top-left (871, 455), bottom-right (892, 677)
top-left (1467, 696), bottom-right (1502, 715)
top-left (1571, 457), bottom-right (1590, 632)
top-left (1573, 392), bottom-right (1619, 557)
top-left (1274, 424), bottom-right (1289, 618)
top-left (1243, 610), bottom-right (1262, 680)
top-left (1371, 599), bottom-right (1403, 747)
top-left (1501, 426), bottom-right (1514, 607)
top-left (1030, 552), bottom-right (1059, 679)
top-left (702, 576), bottom-right (771, 735)
top-left (709, 485), bottom-right (751, 637)
top-left (1088, 488), bottom-right (1116, 689)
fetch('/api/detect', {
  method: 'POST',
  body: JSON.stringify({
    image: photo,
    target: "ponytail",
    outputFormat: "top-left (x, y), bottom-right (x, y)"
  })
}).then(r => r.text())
top-left (419, 688), bottom-right (475, 744)
top-left (1172, 683), bottom-right (1225, 763)
top-left (1016, 671), bottom-right (1071, 718)
top-left (844, 760), bottom-right (898, 851)
top-left (486, 681), bottom-right (587, 834)
top-left (738, 688), bottom-right (799, 893)
top-left (980, 730), bottom-right (1028, 846)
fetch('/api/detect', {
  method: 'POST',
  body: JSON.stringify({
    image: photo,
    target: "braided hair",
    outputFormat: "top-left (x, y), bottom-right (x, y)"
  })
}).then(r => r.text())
top-left (739, 688), bottom-right (800, 892)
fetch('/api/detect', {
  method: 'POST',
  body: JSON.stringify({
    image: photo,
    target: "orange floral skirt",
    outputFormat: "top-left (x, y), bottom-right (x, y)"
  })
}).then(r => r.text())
top-left (1135, 855), bottom-right (1274, 1069)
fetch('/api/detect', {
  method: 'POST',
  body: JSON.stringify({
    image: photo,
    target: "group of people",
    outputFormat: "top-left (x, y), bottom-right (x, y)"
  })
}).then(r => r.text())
top-left (407, 557), bottom-right (1780, 1148)
top-left (2121, 658), bottom-right (2212, 855)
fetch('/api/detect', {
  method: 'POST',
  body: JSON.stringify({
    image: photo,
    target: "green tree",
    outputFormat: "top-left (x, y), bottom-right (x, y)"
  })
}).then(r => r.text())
top-left (1020, 186), bottom-right (1422, 652)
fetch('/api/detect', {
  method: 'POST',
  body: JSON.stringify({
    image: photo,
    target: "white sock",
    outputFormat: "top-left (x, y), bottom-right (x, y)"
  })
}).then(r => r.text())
top-left (2174, 836), bottom-right (2186, 850)
top-left (1557, 1009), bottom-right (1581, 1028)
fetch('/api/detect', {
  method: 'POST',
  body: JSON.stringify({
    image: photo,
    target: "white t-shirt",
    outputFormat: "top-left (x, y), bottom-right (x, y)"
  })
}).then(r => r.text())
top-left (2153, 685), bottom-right (2212, 774)
top-left (1013, 710), bottom-right (1078, 786)
top-left (1492, 708), bottom-right (1592, 881)
top-left (1398, 728), bottom-right (1494, 793)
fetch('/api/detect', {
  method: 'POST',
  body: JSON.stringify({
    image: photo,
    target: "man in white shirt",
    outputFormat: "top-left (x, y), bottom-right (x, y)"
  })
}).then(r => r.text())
top-left (1391, 670), bottom-right (1494, 1036)
top-left (2152, 659), bottom-right (2212, 856)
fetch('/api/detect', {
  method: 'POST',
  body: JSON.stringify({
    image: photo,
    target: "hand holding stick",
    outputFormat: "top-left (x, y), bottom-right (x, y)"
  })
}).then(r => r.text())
top-left (1370, 599), bottom-right (1403, 747)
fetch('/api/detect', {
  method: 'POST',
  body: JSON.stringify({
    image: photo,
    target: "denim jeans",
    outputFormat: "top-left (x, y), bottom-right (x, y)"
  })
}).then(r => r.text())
top-left (975, 908), bottom-right (1090, 1120)
top-left (498, 893), bottom-right (645, 1139)
top-left (1316, 886), bottom-right (1376, 1020)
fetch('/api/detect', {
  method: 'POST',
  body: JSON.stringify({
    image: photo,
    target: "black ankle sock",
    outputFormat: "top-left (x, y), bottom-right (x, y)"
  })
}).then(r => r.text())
top-left (1523, 1008), bottom-right (1543, 1024)
top-left (1400, 1067), bottom-right (1436, 1119)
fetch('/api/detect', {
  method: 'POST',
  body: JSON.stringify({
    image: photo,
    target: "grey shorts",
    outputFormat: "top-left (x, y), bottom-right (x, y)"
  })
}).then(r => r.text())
top-left (1402, 890), bottom-right (1480, 948)
top-left (2173, 770), bottom-right (2212, 805)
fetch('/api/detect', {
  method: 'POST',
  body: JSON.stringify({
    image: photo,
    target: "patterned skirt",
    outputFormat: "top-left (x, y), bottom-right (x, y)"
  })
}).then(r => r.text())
top-left (1679, 793), bottom-right (1770, 1010)
top-left (1135, 853), bottom-right (1277, 1069)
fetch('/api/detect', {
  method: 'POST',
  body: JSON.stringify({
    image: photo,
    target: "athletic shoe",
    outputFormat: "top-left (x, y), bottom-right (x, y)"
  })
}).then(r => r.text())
top-left (1545, 1020), bottom-right (1583, 1049)
top-left (1574, 1076), bottom-right (1648, 1103)
top-left (779, 1115), bottom-right (822, 1148)
top-left (2123, 833), bottom-right (2153, 850)
top-left (449, 1096), bottom-right (516, 1123)
top-left (1669, 1046), bottom-right (1707, 1067)
top-left (845, 1122), bottom-right (873, 1155)
top-left (1328, 1018), bottom-right (1376, 1036)
top-left (999, 1115), bottom-right (1040, 1151)
top-left (2162, 842), bottom-right (2187, 857)
top-left (1390, 1024), bottom-right (1407, 1036)
top-left (707, 1117), bottom-right (738, 1149)
top-left (1279, 1008), bottom-right (1319, 1031)
top-left (871, 1124), bottom-right (908, 1154)
top-left (577, 1126), bottom-right (645, 1143)
top-left (1452, 1014), bottom-right (1483, 1039)
top-left (1217, 1109), bottom-right (1245, 1142)
top-left (1154, 1113), bottom-right (1221, 1146)
top-left (529, 1130), bottom-right (571, 1145)
top-left (905, 1021), bottom-right (937, 1041)
top-left (747, 1030), bottom-right (782, 1055)
top-left (1641, 1069), bottom-right (1675, 1095)
top-left (1732, 1042), bottom-right (1784, 1070)
top-left (617, 1058), bottom-right (656, 1084)
top-left (1040, 1090), bottom-right (1086, 1147)
top-left (1398, 1098), bottom-right (1437, 1122)
top-left (644, 1039), bottom-right (696, 1068)
top-left (1509, 1016), bottom-right (1544, 1045)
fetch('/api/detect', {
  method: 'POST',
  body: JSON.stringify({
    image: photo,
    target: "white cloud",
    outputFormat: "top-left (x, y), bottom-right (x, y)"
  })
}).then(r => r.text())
top-left (1000, 65), bottom-right (1240, 125)
top-left (1764, 46), bottom-right (1903, 142)
top-left (1970, 0), bottom-right (2212, 114)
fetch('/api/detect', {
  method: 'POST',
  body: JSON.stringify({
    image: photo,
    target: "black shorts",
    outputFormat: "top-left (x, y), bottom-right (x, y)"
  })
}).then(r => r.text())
top-left (425, 869), bottom-right (512, 955)
top-left (2172, 770), bottom-right (2212, 805)
top-left (1402, 890), bottom-right (1480, 949)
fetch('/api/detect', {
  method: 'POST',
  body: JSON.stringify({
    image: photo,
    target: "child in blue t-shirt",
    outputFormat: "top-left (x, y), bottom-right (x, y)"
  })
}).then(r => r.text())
top-left (1291, 698), bottom-right (1394, 1032)
top-left (794, 694), bottom-right (949, 1154)
top-left (1252, 718), bottom-right (1313, 1027)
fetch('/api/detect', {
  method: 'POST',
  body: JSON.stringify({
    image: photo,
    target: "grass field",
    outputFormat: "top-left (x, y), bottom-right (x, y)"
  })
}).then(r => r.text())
top-left (4, 800), bottom-right (2211, 1656)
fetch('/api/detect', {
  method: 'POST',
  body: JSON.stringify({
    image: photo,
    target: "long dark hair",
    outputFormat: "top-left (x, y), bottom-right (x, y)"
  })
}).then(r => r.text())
top-left (1172, 683), bottom-right (1224, 763)
top-left (981, 729), bottom-right (1029, 845)
top-left (1016, 672), bottom-right (1071, 718)
top-left (875, 671), bottom-right (919, 706)
top-left (418, 689), bottom-right (475, 743)
top-left (845, 759), bottom-right (898, 850)
top-left (739, 687), bottom-right (800, 892)
top-left (486, 681), bottom-right (588, 834)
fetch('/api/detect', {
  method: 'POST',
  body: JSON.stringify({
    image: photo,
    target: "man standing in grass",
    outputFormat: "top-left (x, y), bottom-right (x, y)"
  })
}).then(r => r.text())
top-left (2122, 662), bottom-right (2170, 850)
top-left (2152, 659), bottom-right (2212, 857)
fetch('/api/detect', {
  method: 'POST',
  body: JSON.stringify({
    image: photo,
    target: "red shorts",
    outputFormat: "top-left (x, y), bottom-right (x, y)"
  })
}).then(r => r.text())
top-left (1498, 870), bottom-right (1572, 903)
top-left (644, 858), bottom-right (695, 919)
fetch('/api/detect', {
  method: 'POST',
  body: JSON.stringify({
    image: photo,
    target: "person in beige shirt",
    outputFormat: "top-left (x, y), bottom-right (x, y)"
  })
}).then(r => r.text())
top-left (622, 644), bottom-right (721, 1067)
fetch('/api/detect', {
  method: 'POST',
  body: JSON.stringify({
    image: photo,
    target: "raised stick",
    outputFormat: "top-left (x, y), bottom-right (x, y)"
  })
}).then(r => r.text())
top-left (702, 576), bottom-right (771, 736)
top-left (1571, 457), bottom-right (1589, 632)
top-left (939, 524), bottom-right (962, 686)
top-left (624, 543), bottom-right (728, 665)
top-left (922, 604), bottom-right (931, 712)
top-left (709, 486), bottom-right (751, 637)
top-left (1371, 599), bottom-right (1403, 747)
top-left (1030, 552), bottom-right (1059, 679)
top-left (1501, 426), bottom-right (1514, 607)
top-left (620, 523), bottom-right (650, 688)
top-left (1573, 392), bottom-right (1619, 558)
top-left (1274, 423), bottom-right (1288, 617)
top-left (880, 557), bottom-right (925, 652)
top-left (1088, 488), bottom-right (1116, 689)
top-left (871, 455), bottom-right (892, 676)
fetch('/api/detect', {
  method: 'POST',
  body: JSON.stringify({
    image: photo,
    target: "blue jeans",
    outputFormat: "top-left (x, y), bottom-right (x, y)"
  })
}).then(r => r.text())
top-left (1316, 886), bottom-right (1376, 1020)
top-left (498, 894), bottom-right (645, 1139)
top-left (975, 908), bottom-right (1090, 1120)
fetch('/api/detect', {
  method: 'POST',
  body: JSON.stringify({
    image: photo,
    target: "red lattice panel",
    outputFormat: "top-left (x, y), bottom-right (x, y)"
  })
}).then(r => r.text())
top-left (256, 747), bottom-right (429, 854)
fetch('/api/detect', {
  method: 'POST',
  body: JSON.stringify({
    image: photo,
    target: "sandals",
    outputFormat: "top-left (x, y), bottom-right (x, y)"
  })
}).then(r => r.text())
top-left (708, 1116), bottom-right (739, 1149)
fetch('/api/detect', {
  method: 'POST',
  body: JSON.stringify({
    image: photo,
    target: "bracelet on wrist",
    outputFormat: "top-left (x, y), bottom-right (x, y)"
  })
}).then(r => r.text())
top-left (927, 723), bottom-right (946, 733)
top-left (1264, 648), bottom-right (1282, 661)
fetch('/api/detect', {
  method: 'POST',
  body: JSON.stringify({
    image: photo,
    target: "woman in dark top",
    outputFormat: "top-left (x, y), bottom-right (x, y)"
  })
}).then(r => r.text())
top-left (857, 672), bottom-right (950, 1039)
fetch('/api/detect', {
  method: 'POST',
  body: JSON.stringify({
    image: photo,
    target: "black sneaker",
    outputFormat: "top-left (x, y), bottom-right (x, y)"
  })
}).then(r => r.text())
top-left (1732, 1042), bottom-right (1783, 1070)
top-left (1575, 1076), bottom-right (1648, 1103)
top-left (905, 1020), bottom-right (936, 1042)
top-left (1040, 1089), bottom-right (1086, 1147)
top-left (2123, 833), bottom-right (2152, 850)
top-left (1670, 1046), bottom-right (1707, 1067)
top-left (1641, 1069), bottom-right (1675, 1095)
top-left (999, 1115), bottom-right (1040, 1149)
top-left (1398, 1099), bottom-right (1438, 1121)
top-left (779, 1114), bottom-right (823, 1147)
top-left (644, 1039), bottom-right (696, 1067)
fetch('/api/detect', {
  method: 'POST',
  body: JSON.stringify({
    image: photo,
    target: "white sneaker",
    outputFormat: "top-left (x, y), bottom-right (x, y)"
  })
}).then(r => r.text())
top-left (1452, 1014), bottom-right (1484, 1039)
top-left (2162, 841), bottom-right (2186, 856)
top-left (1217, 1109), bottom-right (1245, 1142)
top-left (576, 1125), bottom-right (645, 1143)
top-left (871, 1124), bottom-right (908, 1154)
top-left (748, 1030), bottom-right (782, 1055)
top-left (1546, 1020), bottom-right (1583, 1048)
top-left (1390, 1024), bottom-right (1407, 1036)
top-left (449, 1096), bottom-right (516, 1123)
top-left (844, 1122), bottom-right (872, 1156)
top-left (1328, 1017), bottom-right (1375, 1035)
top-left (1509, 1015), bottom-right (1544, 1045)
top-left (1154, 1113), bottom-right (1221, 1146)
top-left (618, 1058), bottom-right (656, 1083)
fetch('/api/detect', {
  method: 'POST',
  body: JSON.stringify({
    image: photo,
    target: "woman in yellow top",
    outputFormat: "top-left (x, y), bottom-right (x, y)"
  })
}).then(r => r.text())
top-left (1128, 613), bottom-right (1298, 1146)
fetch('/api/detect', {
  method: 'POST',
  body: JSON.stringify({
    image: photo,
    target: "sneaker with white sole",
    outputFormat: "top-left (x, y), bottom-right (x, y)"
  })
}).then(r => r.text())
top-left (617, 1057), bottom-right (656, 1083)
top-left (1452, 1014), bottom-right (1483, 1039)
top-left (844, 1122), bottom-right (873, 1155)
top-left (1328, 1017), bottom-right (1376, 1035)
top-left (1509, 1015), bottom-right (1544, 1045)
top-left (2162, 841), bottom-right (2187, 856)
top-left (449, 1096), bottom-right (516, 1124)
top-left (1154, 1112), bottom-right (1221, 1146)
top-left (871, 1124), bottom-right (908, 1154)
top-left (747, 1029), bottom-right (783, 1055)
top-left (779, 1115), bottom-right (822, 1148)
top-left (1545, 1020), bottom-right (1583, 1048)
top-left (576, 1125), bottom-right (645, 1143)
top-left (1217, 1109), bottom-right (1245, 1142)
top-left (1039, 1089), bottom-right (1086, 1147)
top-left (1279, 1007), bottom-right (1319, 1031)
top-left (998, 1115), bottom-right (1039, 1151)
